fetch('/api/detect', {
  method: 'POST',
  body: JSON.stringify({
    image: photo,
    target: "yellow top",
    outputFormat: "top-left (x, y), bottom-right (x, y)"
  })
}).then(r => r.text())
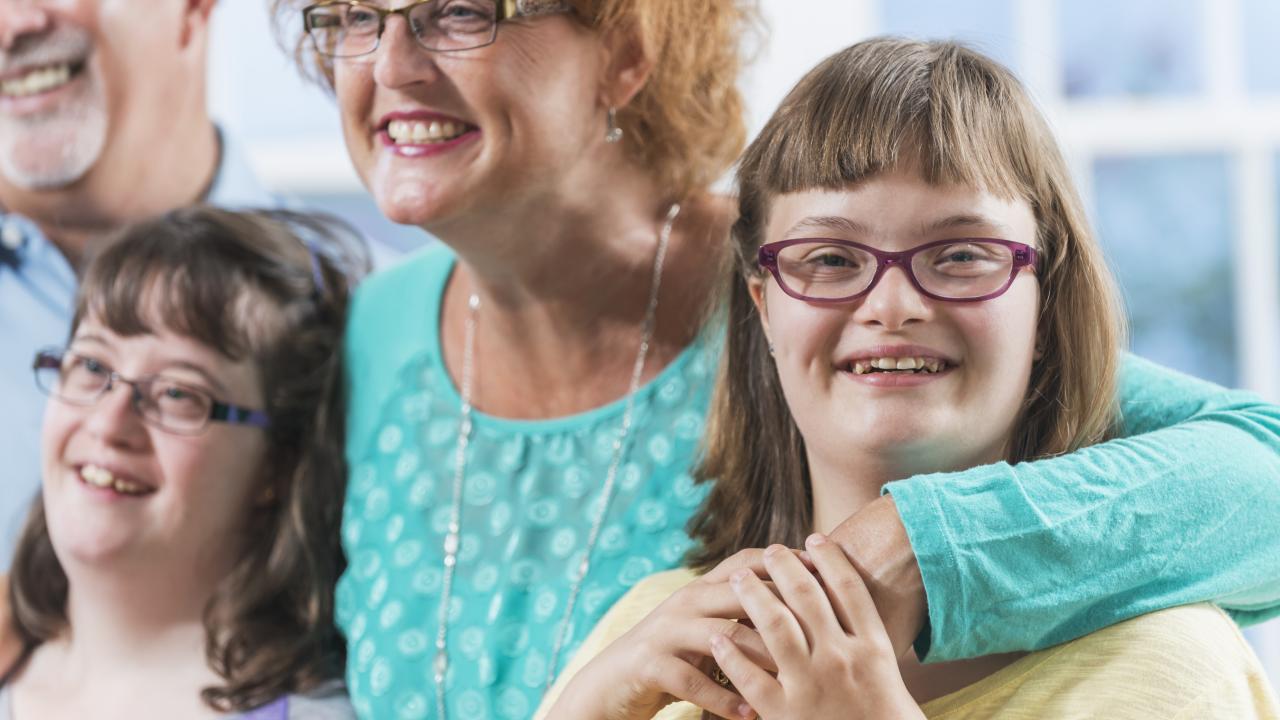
top-left (538, 569), bottom-right (1280, 720)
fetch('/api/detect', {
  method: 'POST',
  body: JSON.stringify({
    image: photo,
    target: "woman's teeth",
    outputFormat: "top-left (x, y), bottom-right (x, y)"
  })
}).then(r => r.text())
top-left (386, 119), bottom-right (468, 145)
top-left (80, 464), bottom-right (150, 497)
top-left (0, 63), bottom-right (73, 98)
top-left (851, 356), bottom-right (947, 375)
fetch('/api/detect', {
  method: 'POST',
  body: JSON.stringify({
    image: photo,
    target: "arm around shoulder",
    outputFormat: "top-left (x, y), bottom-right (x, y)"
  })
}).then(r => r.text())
top-left (877, 354), bottom-right (1280, 661)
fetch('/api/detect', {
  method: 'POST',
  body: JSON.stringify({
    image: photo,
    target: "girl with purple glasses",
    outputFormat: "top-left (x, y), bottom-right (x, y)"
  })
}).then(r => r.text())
top-left (539, 38), bottom-right (1280, 719)
top-left (1, 208), bottom-right (365, 719)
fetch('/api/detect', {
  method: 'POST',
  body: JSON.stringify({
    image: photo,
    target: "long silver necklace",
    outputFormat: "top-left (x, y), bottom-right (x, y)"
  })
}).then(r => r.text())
top-left (433, 203), bottom-right (682, 720)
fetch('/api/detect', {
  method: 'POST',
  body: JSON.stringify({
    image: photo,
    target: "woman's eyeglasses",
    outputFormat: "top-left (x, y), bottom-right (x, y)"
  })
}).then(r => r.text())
top-left (302, 0), bottom-right (571, 58)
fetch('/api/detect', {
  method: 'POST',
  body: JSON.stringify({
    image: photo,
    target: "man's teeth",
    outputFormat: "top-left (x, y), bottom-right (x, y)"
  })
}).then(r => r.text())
top-left (0, 63), bottom-right (73, 98)
top-left (80, 464), bottom-right (150, 496)
top-left (852, 357), bottom-right (947, 375)
top-left (386, 119), bottom-right (468, 145)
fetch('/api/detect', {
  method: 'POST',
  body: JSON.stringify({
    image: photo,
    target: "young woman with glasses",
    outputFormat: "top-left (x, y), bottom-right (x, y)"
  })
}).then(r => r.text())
top-left (1, 208), bottom-right (366, 718)
top-left (268, 2), bottom-right (1280, 718)
top-left (538, 38), bottom-right (1280, 720)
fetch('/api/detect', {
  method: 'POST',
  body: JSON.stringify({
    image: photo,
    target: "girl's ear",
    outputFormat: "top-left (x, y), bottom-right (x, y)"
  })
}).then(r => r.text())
top-left (748, 275), bottom-right (774, 351)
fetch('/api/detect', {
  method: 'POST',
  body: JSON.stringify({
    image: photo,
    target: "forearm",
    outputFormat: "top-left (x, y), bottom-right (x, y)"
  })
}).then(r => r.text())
top-left (825, 495), bottom-right (928, 658)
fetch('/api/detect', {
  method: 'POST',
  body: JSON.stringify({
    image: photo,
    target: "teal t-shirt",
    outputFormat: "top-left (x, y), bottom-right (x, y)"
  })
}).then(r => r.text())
top-left (337, 244), bottom-right (716, 720)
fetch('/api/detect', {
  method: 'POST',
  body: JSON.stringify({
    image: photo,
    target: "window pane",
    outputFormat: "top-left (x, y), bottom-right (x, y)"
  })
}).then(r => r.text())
top-left (1061, 0), bottom-right (1203, 98)
top-left (877, 0), bottom-right (1018, 73)
top-left (1244, 0), bottom-right (1280, 95)
top-left (1092, 154), bottom-right (1237, 386)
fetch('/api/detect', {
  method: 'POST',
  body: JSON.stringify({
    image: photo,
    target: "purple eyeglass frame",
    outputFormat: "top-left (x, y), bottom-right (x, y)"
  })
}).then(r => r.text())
top-left (757, 237), bottom-right (1039, 304)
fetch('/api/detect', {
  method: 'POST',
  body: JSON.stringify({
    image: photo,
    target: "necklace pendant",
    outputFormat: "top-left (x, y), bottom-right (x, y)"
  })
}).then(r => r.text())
top-left (443, 532), bottom-right (460, 556)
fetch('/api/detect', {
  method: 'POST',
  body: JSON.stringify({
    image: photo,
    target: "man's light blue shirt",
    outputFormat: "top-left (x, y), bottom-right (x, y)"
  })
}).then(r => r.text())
top-left (0, 130), bottom-right (278, 568)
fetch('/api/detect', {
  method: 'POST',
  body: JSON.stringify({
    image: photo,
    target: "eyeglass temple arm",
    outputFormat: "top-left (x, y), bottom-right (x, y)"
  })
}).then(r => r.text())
top-left (504, 0), bottom-right (572, 19)
top-left (210, 404), bottom-right (272, 429)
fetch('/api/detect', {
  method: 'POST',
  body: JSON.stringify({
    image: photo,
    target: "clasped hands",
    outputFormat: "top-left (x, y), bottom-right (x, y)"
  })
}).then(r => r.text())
top-left (551, 530), bottom-right (927, 720)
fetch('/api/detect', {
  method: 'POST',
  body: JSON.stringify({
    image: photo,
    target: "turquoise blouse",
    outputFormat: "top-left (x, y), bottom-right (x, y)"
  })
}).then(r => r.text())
top-left (340, 243), bottom-right (1280, 720)
top-left (338, 244), bottom-right (715, 720)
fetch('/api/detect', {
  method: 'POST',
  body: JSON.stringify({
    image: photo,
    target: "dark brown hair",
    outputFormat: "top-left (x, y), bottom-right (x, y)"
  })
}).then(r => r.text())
top-left (688, 37), bottom-right (1125, 567)
top-left (270, 0), bottom-right (758, 197)
top-left (8, 207), bottom-right (369, 712)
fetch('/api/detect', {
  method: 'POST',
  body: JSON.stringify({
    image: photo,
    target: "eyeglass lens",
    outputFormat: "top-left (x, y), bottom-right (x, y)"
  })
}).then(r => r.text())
top-left (772, 240), bottom-right (1019, 301)
top-left (35, 353), bottom-right (215, 433)
top-left (306, 1), bottom-right (500, 57)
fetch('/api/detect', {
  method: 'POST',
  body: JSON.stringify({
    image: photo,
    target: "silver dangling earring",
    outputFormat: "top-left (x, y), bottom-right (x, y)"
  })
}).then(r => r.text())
top-left (605, 107), bottom-right (624, 144)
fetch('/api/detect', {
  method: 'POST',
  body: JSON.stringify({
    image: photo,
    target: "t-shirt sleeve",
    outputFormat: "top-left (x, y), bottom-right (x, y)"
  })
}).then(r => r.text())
top-left (885, 353), bottom-right (1280, 662)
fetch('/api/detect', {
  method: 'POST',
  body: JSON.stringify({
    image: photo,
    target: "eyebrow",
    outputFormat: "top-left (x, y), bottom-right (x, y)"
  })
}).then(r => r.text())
top-left (786, 212), bottom-right (1015, 239)
top-left (161, 361), bottom-right (231, 397)
top-left (785, 216), bottom-right (874, 237)
top-left (921, 213), bottom-right (1015, 237)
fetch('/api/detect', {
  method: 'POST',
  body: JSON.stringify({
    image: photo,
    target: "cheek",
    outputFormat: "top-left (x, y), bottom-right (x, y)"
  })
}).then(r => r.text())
top-left (40, 404), bottom-right (79, 480)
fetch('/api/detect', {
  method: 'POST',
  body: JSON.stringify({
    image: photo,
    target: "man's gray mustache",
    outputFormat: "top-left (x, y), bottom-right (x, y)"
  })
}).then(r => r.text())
top-left (0, 29), bottom-right (92, 76)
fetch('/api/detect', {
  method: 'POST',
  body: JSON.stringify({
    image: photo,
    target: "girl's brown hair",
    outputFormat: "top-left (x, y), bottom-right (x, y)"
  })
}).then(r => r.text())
top-left (8, 207), bottom-right (369, 712)
top-left (271, 0), bottom-right (758, 197)
top-left (688, 37), bottom-right (1126, 567)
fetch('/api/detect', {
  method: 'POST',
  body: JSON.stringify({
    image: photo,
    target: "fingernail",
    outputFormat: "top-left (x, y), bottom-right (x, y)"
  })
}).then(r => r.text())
top-left (807, 533), bottom-right (827, 547)
top-left (738, 703), bottom-right (755, 719)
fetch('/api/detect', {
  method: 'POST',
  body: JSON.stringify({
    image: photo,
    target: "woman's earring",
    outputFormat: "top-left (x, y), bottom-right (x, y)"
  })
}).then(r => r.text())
top-left (768, 342), bottom-right (776, 357)
top-left (605, 108), bottom-right (624, 144)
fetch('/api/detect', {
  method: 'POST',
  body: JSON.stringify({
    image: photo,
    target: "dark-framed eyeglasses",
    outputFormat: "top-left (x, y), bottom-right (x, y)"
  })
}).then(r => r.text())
top-left (33, 349), bottom-right (271, 436)
top-left (757, 238), bottom-right (1039, 304)
top-left (302, 0), bottom-right (572, 58)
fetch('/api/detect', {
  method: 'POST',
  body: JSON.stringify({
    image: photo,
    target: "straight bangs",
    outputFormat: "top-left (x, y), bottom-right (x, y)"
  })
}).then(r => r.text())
top-left (736, 38), bottom-right (1050, 269)
top-left (73, 217), bottom-right (294, 363)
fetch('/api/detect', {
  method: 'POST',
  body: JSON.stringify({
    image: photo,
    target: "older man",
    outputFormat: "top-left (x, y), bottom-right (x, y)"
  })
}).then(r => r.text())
top-left (0, 0), bottom-right (276, 564)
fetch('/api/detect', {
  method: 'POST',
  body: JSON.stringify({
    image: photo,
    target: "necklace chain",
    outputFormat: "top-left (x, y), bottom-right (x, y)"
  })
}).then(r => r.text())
top-left (433, 203), bottom-right (682, 719)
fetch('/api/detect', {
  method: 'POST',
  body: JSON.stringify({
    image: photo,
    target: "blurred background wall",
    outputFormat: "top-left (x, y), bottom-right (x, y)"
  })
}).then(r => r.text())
top-left (209, 0), bottom-right (1280, 682)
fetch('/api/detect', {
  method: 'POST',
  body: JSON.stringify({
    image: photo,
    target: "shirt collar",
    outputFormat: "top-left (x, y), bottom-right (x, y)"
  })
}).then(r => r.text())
top-left (0, 211), bottom-right (38, 269)
top-left (0, 125), bottom-right (268, 271)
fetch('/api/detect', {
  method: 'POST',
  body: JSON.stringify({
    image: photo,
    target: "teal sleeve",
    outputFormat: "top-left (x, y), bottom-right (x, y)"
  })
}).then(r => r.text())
top-left (883, 353), bottom-right (1280, 662)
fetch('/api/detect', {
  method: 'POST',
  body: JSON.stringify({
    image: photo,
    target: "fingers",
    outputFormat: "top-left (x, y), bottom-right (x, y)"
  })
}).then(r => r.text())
top-left (695, 619), bottom-right (777, 673)
top-left (730, 566), bottom-right (808, 668)
top-left (762, 544), bottom-right (845, 647)
top-left (651, 655), bottom-right (755, 720)
top-left (711, 634), bottom-right (777, 720)
top-left (806, 533), bottom-right (889, 644)
top-left (704, 546), bottom-right (813, 584)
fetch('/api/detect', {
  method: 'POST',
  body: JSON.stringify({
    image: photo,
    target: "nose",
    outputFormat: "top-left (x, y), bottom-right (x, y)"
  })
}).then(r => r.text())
top-left (852, 264), bottom-right (932, 331)
top-left (83, 381), bottom-right (150, 450)
top-left (372, 14), bottom-right (443, 90)
top-left (0, 2), bottom-right (50, 51)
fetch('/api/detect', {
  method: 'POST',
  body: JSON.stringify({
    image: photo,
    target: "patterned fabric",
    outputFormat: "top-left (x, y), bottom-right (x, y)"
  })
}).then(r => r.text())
top-left (337, 244), bottom-right (717, 719)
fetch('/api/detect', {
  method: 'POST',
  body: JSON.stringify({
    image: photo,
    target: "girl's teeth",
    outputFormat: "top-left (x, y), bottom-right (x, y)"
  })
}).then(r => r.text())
top-left (80, 464), bottom-right (149, 496)
top-left (852, 357), bottom-right (947, 375)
